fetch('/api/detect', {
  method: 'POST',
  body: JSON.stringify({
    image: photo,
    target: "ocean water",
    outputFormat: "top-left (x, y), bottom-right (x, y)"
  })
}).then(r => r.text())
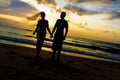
top-left (0, 25), bottom-right (120, 61)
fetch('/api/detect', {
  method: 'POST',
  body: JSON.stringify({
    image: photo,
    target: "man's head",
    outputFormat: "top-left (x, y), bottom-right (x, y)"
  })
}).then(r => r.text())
top-left (60, 12), bottom-right (66, 19)
top-left (40, 12), bottom-right (45, 19)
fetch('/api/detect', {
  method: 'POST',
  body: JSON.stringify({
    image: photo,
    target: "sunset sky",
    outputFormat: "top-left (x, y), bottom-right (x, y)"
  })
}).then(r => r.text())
top-left (0, 0), bottom-right (120, 43)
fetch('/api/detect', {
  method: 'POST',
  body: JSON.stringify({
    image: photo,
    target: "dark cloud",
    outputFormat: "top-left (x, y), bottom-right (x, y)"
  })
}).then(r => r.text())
top-left (105, 12), bottom-right (120, 20)
top-left (97, 0), bottom-right (120, 5)
top-left (65, 0), bottom-right (120, 5)
top-left (103, 31), bottom-right (111, 33)
top-left (103, 30), bottom-right (116, 35)
top-left (64, 2), bottom-right (120, 20)
top-left (28, 0), bottom-right (120, 20)
top-left (84, 23), bottom-right (88, 25)
top-left (36, 0), bottom-right (56, 5)
top-left (64, 4), bottom-right (101, 15)
top-left (78, 23), bottom-right (93, 31)
top-left (0, 0), bottom-right (11, 8)
top-left (0, 0), bottom-right (37, 17)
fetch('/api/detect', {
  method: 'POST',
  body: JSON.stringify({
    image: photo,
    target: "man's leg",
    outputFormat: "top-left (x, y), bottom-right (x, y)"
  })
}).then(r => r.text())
top-left (57, 50), bottom-right (61, 61)
top-left (51, 50), bottom-right (56, 60)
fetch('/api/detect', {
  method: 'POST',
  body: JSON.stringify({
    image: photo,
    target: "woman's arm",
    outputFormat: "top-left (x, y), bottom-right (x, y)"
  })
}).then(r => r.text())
top-left (33, 26), bottom-right (39, 35)
top-left (33, 20), bottom-right (40, 35)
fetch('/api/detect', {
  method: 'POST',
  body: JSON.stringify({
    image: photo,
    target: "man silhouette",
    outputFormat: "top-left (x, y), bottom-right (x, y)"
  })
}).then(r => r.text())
top-left (33, 12), bottom-right (52, 58)
top-left (50, 12), bottom-right (68, 62)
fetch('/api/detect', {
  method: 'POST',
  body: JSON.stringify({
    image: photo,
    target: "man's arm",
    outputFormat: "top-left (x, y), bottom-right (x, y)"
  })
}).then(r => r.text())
top-left (51, 20), bottom-right (58, 35)
top-left (64, 21), bottom-right (68, 40)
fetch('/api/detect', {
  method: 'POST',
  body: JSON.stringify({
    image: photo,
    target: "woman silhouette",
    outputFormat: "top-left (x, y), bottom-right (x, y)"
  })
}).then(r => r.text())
top-left (51, 12), bottom-right (68, 61)
top-left (33, 12), bottom-right (52, 58)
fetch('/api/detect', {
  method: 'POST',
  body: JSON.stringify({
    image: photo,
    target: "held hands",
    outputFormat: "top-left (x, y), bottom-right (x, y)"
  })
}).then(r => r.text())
top-left (33, 31), bottom-right (36, 35)
top-left (50, 34), bottom-right (53, 38)
top-left (63, 36), bottom-right (66, 40)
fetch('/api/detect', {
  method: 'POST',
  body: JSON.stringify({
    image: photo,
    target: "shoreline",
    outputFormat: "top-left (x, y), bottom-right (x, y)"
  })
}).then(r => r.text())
top-left (0, 43), bottom-right (120, 80)
top-left (0, 39), bottom-right (119, 63)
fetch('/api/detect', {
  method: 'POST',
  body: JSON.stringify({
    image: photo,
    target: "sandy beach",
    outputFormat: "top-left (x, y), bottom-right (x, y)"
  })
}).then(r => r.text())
top-left (0, 43), bottom-right (120, 80)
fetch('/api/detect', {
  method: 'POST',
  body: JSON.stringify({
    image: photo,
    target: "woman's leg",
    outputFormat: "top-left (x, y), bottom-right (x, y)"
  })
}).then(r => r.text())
top-left (36, 38), bottom-right (44, 57)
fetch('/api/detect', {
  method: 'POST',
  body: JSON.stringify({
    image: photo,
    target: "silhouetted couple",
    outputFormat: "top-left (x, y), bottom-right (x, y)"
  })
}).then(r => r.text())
top-left (33, 12), bottom-right (68, 62)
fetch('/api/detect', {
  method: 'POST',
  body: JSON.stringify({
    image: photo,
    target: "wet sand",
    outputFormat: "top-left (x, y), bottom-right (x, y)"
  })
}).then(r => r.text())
top-left (0, 43), bottom-right (120, 80)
